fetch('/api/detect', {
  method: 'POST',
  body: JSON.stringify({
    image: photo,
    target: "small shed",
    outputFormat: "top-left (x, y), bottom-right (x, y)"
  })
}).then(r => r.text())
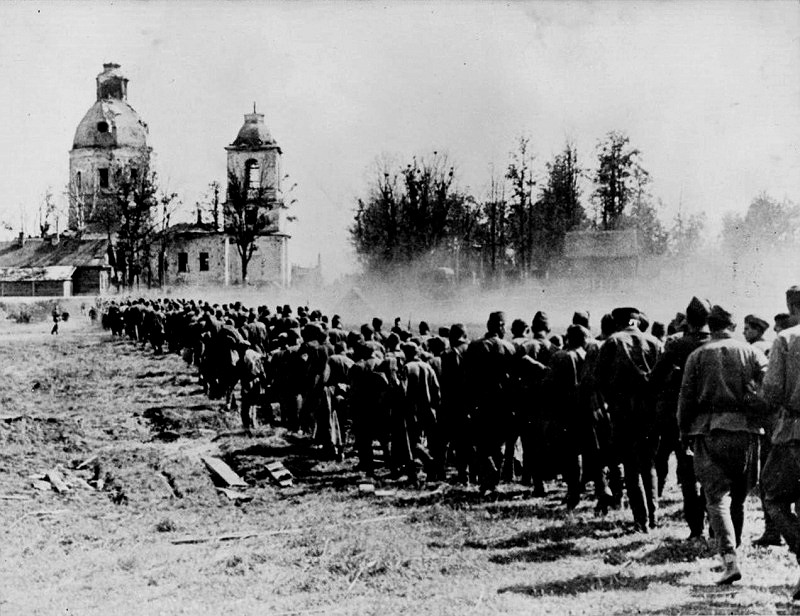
top-left (563, 229), bottom-right (640, 278)
top-left (0, 236), bottom-right (111, 296)
top-left (0, 266), bottom-right (76, 297)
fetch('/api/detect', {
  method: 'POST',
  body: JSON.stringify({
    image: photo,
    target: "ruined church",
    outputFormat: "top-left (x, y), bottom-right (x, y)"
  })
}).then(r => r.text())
top-left (0, 62), bottom-right (290, 296)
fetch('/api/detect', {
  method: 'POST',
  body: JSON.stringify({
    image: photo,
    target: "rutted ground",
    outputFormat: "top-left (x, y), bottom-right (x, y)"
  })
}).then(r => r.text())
top-left (2, 323), bottom-right (800, 615)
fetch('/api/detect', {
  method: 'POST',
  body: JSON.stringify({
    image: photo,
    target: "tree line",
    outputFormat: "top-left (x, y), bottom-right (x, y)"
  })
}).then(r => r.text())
top-left (351, 131), bottom-right (722, 280)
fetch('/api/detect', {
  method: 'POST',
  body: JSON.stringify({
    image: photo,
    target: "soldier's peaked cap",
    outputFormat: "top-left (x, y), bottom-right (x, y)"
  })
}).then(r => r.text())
top-left (611, 307), bottom-right (640, 324)
top-left (744, 314), bottom-right (769, 332)
top-left (786, 285), bottom-right (800, 305)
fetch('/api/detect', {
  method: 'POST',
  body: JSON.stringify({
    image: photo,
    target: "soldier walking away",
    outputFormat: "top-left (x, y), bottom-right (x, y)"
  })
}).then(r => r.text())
top-left (466, 311), bottom-right (516, 496)
top-left (550, 324), bottom-right (591, 509)
top-left (238, 340), bottom-right (266, 434)
top-left (595, 307), bottom-right (661, 533)
top-left (761, 286), bottom-right (800, 600)
top-left (51, 306), bottom-right (61, 335)
top-left (651, 297), bottom-right (711, 540)
top-left (678, 304), bottom-right (768, 585)
top-left (742, 314), bottom-right (782, 548)
top-left (440, 324), bottom-right (476, 484)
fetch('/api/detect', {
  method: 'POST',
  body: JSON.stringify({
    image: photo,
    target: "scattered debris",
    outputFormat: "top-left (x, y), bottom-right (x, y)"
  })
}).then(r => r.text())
top-left (201, 456), bottom-right (247, 488)
top-left (358, 482), bottom-right (376, 494)
top-left (374, 489), bottom-right (397, 498)
top-left (1, 414), bottom-right (32, 423)
top-left (0, 494), bottom-right (29, 501)
top-left (171, 513), bottom-right (410, 545)
top-left (45, 469), bottom-right (69, 494)
top-left (74, 454), bottom-right (98, 470)
top-left (265, 460), bottom-right (294, 487)
top-left (217, 487), bottom-right (253, 503)
top-left (32, 480), bottom-right (52, 491)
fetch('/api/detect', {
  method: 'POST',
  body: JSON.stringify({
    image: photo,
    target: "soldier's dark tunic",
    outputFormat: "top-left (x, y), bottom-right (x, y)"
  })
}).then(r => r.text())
top-left (651, 328), bottom-right (710, 537)
top-left (349, 349), bottom-right (390, 476)
top-left (515, 337), bottom-right (552, 491)
top-left (466, 331), bottom-right (516, 493)
top-left (402, 357), bottom-right (442, 479)
top-left (440, 339), bottom-right (475, 483)
top-left (596, 323), bottom-right (662, 531)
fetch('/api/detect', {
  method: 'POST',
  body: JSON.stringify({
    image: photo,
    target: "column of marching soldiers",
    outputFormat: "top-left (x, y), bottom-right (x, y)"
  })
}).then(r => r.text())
top-left (98, 285), bottom-right (800, 594)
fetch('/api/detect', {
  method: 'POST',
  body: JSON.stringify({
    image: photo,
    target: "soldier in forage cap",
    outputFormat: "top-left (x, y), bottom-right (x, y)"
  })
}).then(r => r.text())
top-left (465, 311), bottom-right (517, 495)
top-left (740, 312), bottom-right (780, 548)
top-left (651, 296), bottom-right (711, 539)
top-left (761, 286), bottom-right (800, 600)
top-left (440, 324), bottom-right (476, 484)
top-left (744, 314), bottom-right (771, 356)
top-left (550, 324), bottom-right (594, 509)
top-left (595, 307), bottom-right (662, 534)
top-left (678, 304), bottom-right (768, 585)
top-left (521, 311), bottom-right (555, 495)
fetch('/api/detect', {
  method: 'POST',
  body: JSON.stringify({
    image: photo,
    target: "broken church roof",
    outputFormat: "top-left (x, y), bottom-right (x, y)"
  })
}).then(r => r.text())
top-left (0, 237), bottom-right (110, 269)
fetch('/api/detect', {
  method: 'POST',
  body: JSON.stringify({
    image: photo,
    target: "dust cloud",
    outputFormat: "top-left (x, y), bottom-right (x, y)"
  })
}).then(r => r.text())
top-left (100, 244), bottom-right (798, 344)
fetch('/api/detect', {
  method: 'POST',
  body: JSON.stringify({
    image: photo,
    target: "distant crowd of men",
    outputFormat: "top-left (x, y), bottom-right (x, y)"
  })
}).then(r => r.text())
top-left (98, 285), bottom-right (800, 597)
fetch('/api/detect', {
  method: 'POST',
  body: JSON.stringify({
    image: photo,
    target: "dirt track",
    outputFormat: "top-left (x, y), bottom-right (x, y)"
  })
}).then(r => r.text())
top-left (3, 321), bottom-right (800, 615)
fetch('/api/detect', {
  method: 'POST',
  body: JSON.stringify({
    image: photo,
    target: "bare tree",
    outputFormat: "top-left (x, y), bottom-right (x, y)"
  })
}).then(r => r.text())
top-left (112, 165), bottom-right (180, 289)
top-left (505, 136), bottom-right (538, 276)
top-left (224, 164), bottom-right (277, 285)
top-left (37, 188), bottom-right (58, 237)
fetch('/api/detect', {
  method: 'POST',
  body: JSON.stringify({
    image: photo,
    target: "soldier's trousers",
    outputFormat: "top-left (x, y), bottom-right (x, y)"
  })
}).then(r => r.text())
top-left (441, 407), bottom-right (477, 482)
top-left (314, 387), bottom-right (343, 455)
top-left (240, 381), bottom-right (261, 430)
top-left (476, 406), bottom-right (511, 492)
top-left (758, 433), bottom-right (780, 538)
top-left (676, 446), bottom-right (706, 536)
top-left (522, 416), bottom-right (554, 489)
top-left (763, 442), bottom-right (800, 559)
top-left (618, 428), bottom-right (659, 528)
top-left (280, 393), bottom-right (302, 432)
top-left (694, 431), bottom-right (759, 555)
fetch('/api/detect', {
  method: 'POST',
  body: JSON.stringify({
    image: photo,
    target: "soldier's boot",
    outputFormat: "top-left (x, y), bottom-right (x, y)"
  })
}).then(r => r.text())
top-left (792, 575), bottom-right (800, 601)
top-left (717, 553), bottom-right (742, 585)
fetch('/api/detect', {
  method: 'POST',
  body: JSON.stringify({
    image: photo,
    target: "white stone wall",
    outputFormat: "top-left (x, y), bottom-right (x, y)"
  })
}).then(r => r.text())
top-left (228, 235), bottom-right (289, 287)
top-left (68, 146), bottom-right (149, 231)
top-left (166, 234), bottom-right (228, 286)
top-left (165, 233), bottom-right (289, 288)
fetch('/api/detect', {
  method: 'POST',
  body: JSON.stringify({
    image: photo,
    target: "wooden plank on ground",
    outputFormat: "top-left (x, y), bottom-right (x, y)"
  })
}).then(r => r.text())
top-left (46, 469), bottom-right (69, 493)
top-left (217, 487), bottom-right (253, 503)
top-left (201, 456), bottom-right (247, 488)
top-left (265, 460), bottom-right (293, 487)
top-left (74, 455), bottom-right (98, 470)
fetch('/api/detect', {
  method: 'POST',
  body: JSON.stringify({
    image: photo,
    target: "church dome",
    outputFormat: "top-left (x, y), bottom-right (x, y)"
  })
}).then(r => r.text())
top-left (72, 99), bottom-right (149, 150)
top-left (230, 112), bottom-right (278, 149)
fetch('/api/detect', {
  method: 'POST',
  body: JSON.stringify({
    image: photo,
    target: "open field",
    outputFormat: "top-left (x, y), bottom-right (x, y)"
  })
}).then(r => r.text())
top-left (2, 320), bottom-right (800, 615)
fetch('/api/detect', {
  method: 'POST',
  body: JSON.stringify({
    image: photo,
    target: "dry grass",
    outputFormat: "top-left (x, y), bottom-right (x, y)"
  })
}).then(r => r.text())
top-left (3, 321), bottom-right (800, 615)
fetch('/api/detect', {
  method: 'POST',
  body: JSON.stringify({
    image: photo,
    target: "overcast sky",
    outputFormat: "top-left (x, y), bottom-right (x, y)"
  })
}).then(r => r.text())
top-left (0, 0), bottom-right (798, 280)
